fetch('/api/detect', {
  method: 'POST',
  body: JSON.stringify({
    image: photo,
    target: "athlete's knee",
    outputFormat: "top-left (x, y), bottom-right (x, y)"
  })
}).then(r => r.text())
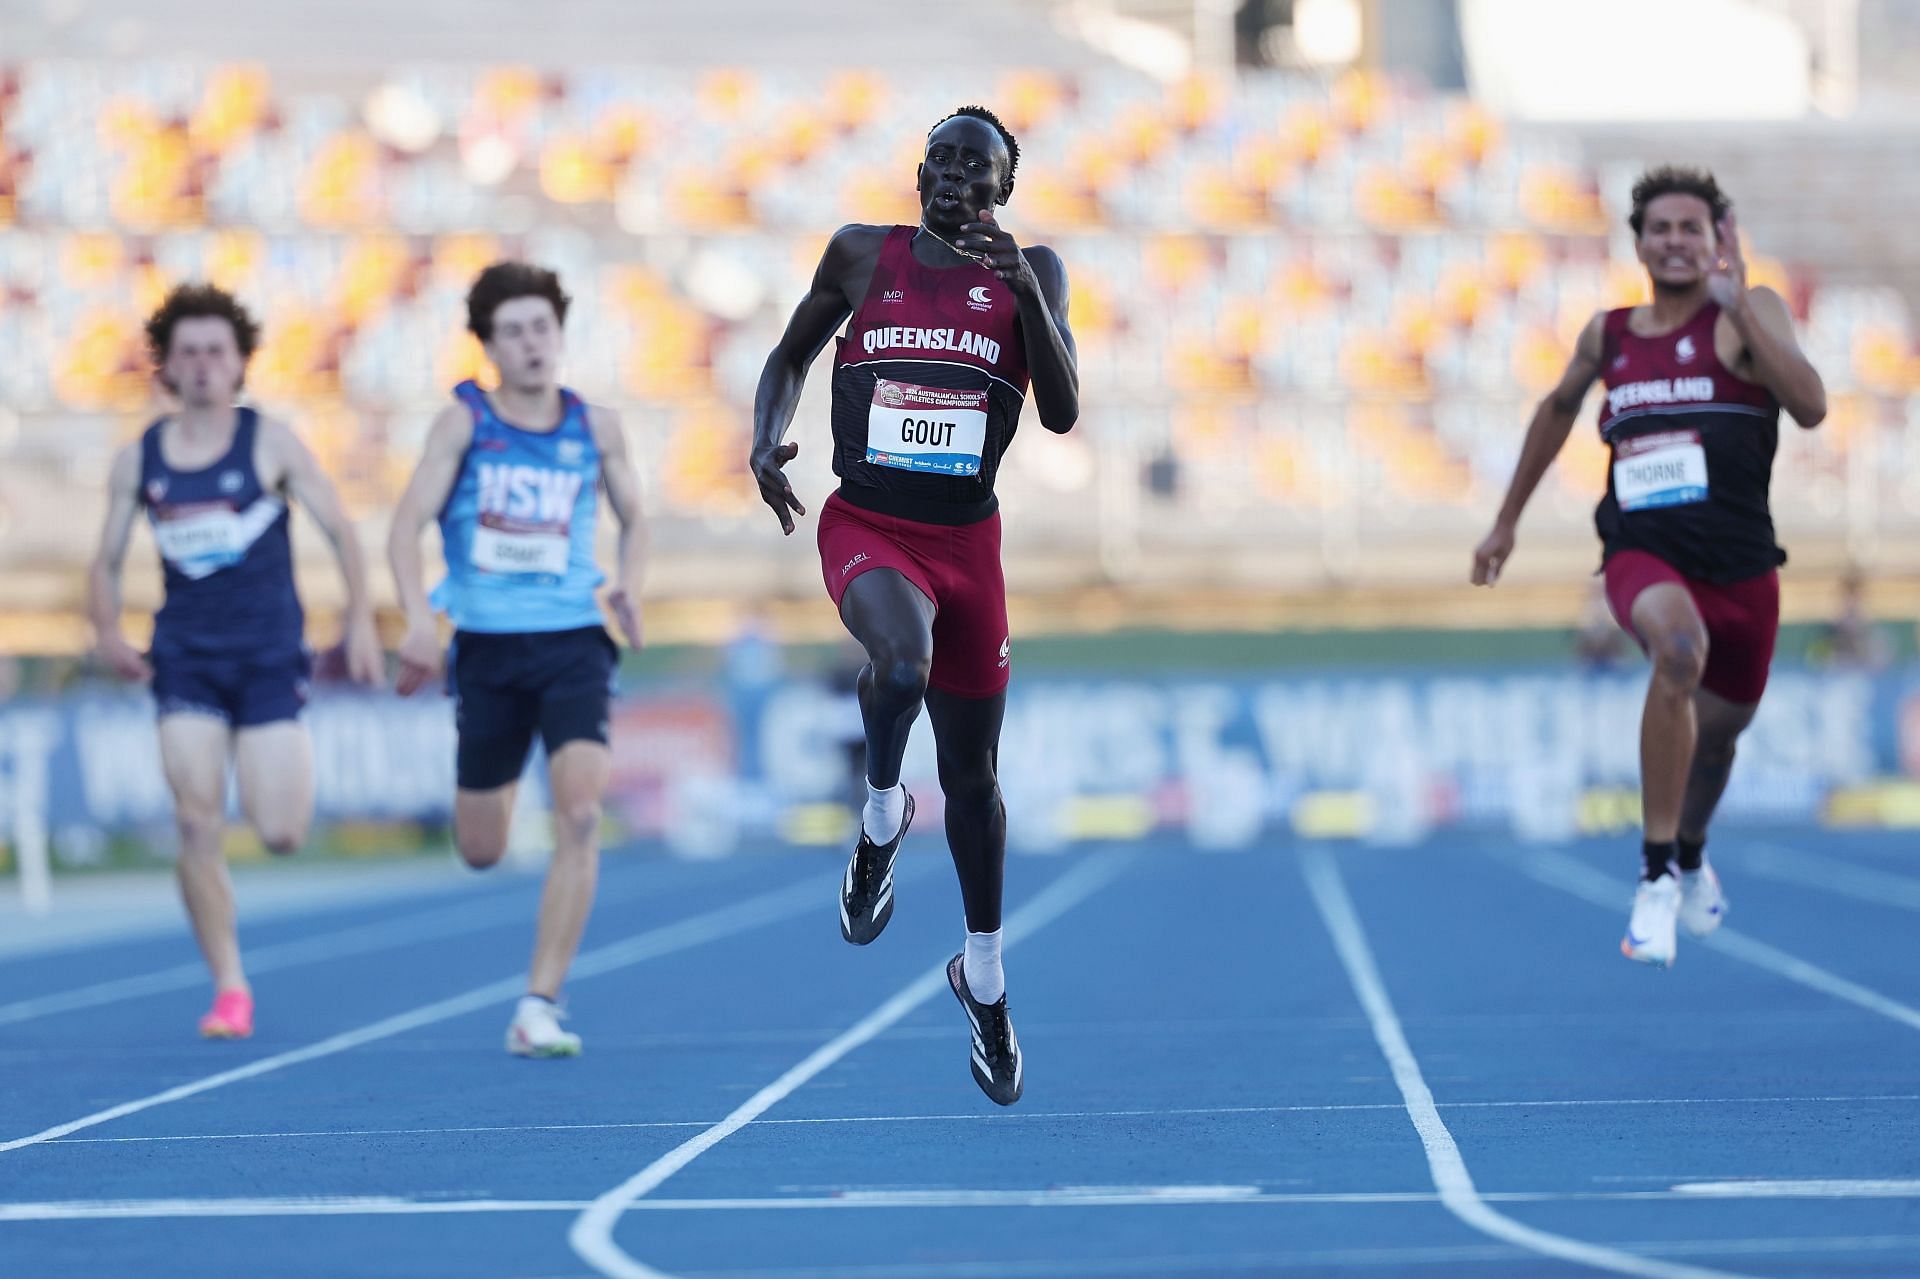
top-left (1694, 732), bottom-right (1738, 772)
top-left (454, 821), bottom-right (509, 870)
top-left (1648, 631), bottom-right (1706, 692)
top-left (868, 647), bottom-right (931, 705)
top-left (255, 817), bottom-right (307, 857)
top-left (937, 756), bottom-right (999, 812)
top-left (553, 796), bottom-right (603, 851)
top-left (173, 803), bottom-right (223, 854)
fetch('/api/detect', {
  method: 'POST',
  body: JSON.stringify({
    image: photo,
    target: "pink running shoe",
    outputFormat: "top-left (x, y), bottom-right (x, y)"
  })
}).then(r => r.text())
top-left (199, 988), bottom-right (254, 1039)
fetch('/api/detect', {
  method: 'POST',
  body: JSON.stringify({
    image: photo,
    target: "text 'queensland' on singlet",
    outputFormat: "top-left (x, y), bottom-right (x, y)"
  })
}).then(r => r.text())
top-left (1593, 302), bottom-right (1784, 583)
top-left (139, 407), bottom-right (303, 659)
top-left (433, 380), bottom-right (605, 634)
top-left (829, 225), bottom-right (1032, 525)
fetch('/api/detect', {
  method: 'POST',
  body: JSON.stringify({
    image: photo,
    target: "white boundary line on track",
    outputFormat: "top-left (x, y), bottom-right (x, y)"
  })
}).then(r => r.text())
top-left (1300, 847), bottom-right (1755, 1279)
top-left (568, 853), bottom-right (1130, 1279)
top-left (1739, 841), bottom-right (1920, 913)
top-left (0, 874), bottom-right (676, 1029)
top-left (1522, 849), bottom-right (1920, 1034)
top-left (38, 1092), bottom-right (1920, 1147)
top-left (10, 1180), bottom-right (1920, 1223)
top-left (0, 871), bottom-right (837, 1155)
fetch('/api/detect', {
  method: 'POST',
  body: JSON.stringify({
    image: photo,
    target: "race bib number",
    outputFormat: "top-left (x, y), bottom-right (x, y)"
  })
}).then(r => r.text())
top-left (471, 523), bottom-right (570, 576)
top-left (1613, 430), bottom-right (1708, 512)
top-left (866, 378), bottom-right (988, 477)
top-left (154, 505), bottom-right (242, 566)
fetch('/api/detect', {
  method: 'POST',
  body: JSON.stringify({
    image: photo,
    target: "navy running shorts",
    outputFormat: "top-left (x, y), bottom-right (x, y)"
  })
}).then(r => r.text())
top-left (151, 648), bottom-right (311, 728)
top-left (447, 625), bottom-right (618, 791)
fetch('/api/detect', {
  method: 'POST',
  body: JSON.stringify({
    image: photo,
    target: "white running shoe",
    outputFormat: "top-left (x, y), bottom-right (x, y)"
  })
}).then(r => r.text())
top-left (1621, 874), bottom-right (1680, 967)
top-left (1678, 862), bottom-right (1729, 937)
top-left (506, 996), bottom-right (582, 1058)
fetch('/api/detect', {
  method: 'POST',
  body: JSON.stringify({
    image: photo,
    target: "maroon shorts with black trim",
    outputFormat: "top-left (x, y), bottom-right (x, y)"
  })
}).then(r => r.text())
top-left (1602, 549), bottom-right (1780, 705)
top-left (817, 492), bottom-right (1010, 699)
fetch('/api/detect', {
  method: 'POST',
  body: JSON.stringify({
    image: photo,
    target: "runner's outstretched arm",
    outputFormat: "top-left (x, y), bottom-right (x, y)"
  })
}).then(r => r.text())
top-left (957, 210), bottom-right (1078, 433)
top-left (263, 419), bottom-right (382, 684)
top-left (1471, 311), bottom-right (1606, 585)
top-left (749, 225), bottom-right (871, 535)
top-left (87, 443), bottom-right (152, 681)
top-left (386, 404), bottom-right (473, 694)
top-left (590, 405), bottom-right (648, 649)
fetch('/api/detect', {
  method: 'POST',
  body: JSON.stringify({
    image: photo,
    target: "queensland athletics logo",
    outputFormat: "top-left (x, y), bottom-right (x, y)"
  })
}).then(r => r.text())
top-left (1675, 335), bottom-right (1697, 365)
top-left (967, 285), bottom-right (993, 313)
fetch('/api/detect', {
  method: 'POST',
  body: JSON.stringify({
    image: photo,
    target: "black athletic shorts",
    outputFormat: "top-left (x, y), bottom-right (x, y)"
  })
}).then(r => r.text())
top-left (447, 626), bottom-right (618, 791)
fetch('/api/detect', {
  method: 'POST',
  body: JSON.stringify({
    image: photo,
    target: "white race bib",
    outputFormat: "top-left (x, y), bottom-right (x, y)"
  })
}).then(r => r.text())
top-left (1613, 430), bottom-right (1708, 512)
top-left (866, 378), bottom-right (988, 477)
top-left (471, 523), bottom-right (570, 576)
top-left (154, 506), bottom-right (242, 566)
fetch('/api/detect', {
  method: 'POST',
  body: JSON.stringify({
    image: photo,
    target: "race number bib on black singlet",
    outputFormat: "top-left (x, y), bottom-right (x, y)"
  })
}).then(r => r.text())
top-left (1613, 430), bottom-right (1709, 512)
top-left (865, 378), bottom-right (988, 477)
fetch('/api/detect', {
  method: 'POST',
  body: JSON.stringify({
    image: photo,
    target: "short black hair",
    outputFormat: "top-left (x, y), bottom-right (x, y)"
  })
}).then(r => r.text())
top-left (466, 261), bottom-right (571, 341)
top-left (145, 283), bottom-right (261, 367)
top-left (1628, 166), bottom-right (1731, 238)
top-left (927, 105), bottom-right (1019, 181)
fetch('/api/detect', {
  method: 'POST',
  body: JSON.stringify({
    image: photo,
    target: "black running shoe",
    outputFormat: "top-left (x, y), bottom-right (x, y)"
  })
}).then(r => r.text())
top-left (947, 952), bottom-right (1023, 1106)
top-left (840, 793), bottom-right (913, 945)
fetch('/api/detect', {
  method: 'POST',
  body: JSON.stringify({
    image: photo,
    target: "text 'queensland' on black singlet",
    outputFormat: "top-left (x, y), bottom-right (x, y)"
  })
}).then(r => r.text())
top-left (1593, 302), bottom-right (1785, 583)
top-left (829, 225), bottom-right (1032, 526)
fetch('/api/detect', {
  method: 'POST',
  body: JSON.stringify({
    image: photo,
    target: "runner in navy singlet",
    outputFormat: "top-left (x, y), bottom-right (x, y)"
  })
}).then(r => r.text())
top-left (750, 106), bottom-right (1078, 1105)
top-left (89, 284), bottom-right (382, 1039)
top-left (1472, 168), bottom-right (1827, 967)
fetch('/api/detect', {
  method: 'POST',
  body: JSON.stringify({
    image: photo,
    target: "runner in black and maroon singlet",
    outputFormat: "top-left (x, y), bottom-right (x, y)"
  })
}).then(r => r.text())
top-left (1472, 168), bottom-right (1827, 967)
top-left (750, 106), bottom-right (1078, 1105)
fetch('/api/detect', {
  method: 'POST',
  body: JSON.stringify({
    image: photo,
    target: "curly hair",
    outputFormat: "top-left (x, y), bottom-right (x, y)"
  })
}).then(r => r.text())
top-left (927, 105), bottom-right (1019, 182)
top-left (466, 261), bottom-right (571, 341)
top-left (1628, 166), bottom-right (1731, 238)
top-left (144, 283), bottom-right (261, 368)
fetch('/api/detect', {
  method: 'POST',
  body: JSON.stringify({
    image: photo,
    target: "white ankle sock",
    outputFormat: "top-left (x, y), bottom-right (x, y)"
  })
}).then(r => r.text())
top-left (963, 929), bottom-right (1004, 1003)
top-left (863, 782), bottom-right (906, 843)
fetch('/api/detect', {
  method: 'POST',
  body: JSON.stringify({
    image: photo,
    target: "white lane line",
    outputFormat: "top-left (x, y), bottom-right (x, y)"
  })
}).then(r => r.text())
top-left (1673, 1179), bottom-right (1920, 1198)
top-left (568, 853), bottom-right (1130, 1279)
top-left (0, 885), bottom-right (583, 1029)
top-left (1523, 849), bottom-right (1920, 1034)
top-left (12, 1182), bottom-right (1920, 1223)
top-left (1301, 847), bottom-right (1753, 1279)
top-left (557, 1235), bottom-right (1920, 1279)
top-left (0, 872), bottom-right (834, 1155)
top-left (41, 1091), bottom-right (1920, 1147)
top-left (0, 865), bottom-right (748, 1029)
top-left (1740, 842), bottom-right (1920, 914)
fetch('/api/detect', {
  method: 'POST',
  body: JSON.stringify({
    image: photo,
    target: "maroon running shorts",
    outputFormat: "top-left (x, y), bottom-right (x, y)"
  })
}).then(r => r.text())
top-left (816, 492), bottom-right (1011, 699)
top-left (1602, 549), bottom-right (1780, 705)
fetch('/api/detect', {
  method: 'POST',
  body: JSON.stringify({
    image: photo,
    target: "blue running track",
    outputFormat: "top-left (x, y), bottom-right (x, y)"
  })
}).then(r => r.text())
top-left (2, 829), bottom-right (1916, 1277)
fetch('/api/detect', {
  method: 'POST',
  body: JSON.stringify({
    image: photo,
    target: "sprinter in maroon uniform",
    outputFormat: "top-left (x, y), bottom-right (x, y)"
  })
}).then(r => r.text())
top-left (1473, 167), bottom-right (1827, 967)
top-left (751, 106), bottom-right (1077, 1104)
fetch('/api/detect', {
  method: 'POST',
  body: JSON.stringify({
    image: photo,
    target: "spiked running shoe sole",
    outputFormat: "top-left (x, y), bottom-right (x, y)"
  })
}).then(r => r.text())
top-left (840, 793), bottom-right (914, 945)
top-left (948, 952), bottom-right (1023, 1106)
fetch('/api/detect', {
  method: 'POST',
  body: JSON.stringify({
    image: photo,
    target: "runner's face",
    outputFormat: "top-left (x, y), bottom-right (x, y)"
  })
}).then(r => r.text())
top-left (161, 317), bottom-right (245, 407)
top-left (918, 117), bottom-right (1009, 232)
top-left (1636, 193), bottom-right (1717, 291)
top-left (484, 296), bottom-right (564, 392)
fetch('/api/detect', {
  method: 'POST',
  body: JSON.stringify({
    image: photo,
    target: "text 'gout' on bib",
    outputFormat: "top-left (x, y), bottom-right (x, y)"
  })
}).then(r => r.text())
top-left (866, 378), bottom-right (988, 477)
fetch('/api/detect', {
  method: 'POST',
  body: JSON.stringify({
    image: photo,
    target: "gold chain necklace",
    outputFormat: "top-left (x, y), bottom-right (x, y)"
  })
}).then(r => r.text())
top-left (917, 224), bottom-right (992, 269)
